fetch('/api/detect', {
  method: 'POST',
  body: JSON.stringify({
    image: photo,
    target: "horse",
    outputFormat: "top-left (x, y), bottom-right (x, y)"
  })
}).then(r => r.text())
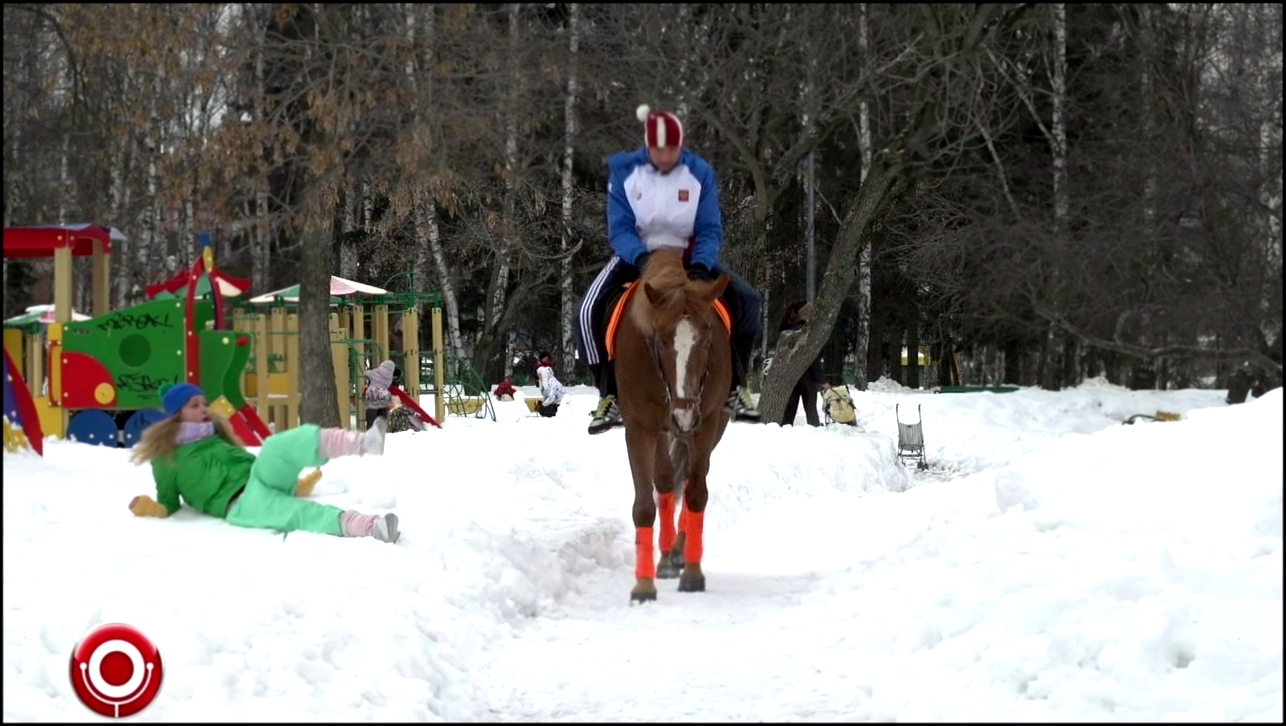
top-left (612, 248), bottom-right (733, 603)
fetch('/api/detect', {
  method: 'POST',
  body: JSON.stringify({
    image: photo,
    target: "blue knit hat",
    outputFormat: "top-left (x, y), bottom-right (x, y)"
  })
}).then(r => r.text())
top-left (160, 382), bottom-right (205, 417)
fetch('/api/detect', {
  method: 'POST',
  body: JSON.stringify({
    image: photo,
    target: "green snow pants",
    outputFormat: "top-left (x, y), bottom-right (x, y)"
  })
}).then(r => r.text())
top-left (226, 424), bottom-right (344, 536)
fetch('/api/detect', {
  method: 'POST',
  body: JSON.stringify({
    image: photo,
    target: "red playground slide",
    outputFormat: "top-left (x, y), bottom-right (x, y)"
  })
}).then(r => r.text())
top-left (389, 386), bottom-right (442, 429)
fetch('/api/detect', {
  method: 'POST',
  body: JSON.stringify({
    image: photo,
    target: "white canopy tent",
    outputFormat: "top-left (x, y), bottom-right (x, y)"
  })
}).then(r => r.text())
top-left (247, 276), bottom-right (388, 304)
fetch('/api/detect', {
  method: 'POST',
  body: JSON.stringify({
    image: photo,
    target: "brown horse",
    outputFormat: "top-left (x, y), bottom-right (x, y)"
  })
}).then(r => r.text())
top-left (613, 248), bottom-right (733, 603)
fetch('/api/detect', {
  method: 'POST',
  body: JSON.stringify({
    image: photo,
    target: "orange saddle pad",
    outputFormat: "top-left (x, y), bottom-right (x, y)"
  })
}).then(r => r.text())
top-left (605, 282), bottom-right (732, 360)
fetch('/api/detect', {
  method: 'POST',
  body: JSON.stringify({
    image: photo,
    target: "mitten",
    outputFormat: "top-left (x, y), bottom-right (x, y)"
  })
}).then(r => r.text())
top-left (687, 263), bottom-right (718, 282)
top-left (129, 495), bottom-right (169, 518)
top-left (296, 468), bottom-right (323, 498)
top-left (633, 252), bottom-right (652, 274)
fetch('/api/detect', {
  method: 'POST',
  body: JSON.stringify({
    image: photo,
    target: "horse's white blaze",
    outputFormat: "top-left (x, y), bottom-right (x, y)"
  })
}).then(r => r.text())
top-left (673, 318), bottom-right (698, 400)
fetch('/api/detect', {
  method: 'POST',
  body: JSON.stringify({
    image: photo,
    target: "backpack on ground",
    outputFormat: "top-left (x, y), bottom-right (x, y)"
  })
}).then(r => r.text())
top-left (822, 385), bottom-right (858, 426)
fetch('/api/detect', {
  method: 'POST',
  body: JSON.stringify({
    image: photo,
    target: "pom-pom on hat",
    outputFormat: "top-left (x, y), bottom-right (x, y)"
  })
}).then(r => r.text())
top-left (637, 104), bottom-right (684, 149)
top-left (160, 382), bottom-right (205, 417)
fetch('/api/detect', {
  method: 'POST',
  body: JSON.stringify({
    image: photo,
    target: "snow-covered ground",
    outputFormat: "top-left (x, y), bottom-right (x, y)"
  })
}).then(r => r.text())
top-left (4, 379), bottom-right (1282, 721)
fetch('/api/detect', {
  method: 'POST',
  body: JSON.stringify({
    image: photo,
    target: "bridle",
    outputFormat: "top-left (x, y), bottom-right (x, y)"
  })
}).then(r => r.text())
top-left (647, 312), bottom-right (712, 432)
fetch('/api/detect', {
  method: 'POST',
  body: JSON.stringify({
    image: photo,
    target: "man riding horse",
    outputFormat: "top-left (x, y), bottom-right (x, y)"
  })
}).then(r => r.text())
top-left (575, 104), bottom-right (763, 435)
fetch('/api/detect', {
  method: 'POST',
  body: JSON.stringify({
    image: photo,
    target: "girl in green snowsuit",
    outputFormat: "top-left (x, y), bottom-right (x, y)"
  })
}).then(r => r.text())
top-left (128, 383), bottom-right (400, 543)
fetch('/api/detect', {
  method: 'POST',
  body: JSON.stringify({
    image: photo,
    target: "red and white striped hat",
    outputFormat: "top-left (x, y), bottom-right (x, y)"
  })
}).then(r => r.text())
top-left (637, 104), bottom-right (684, 149)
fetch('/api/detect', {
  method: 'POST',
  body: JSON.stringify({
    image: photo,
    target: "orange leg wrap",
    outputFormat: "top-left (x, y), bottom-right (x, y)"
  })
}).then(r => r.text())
top-left (658, 493), bottom-right (677, 553)
top-left (635, 526), bottom-right (656, 579)
top-left (683, 507), bottom-right (704, 565)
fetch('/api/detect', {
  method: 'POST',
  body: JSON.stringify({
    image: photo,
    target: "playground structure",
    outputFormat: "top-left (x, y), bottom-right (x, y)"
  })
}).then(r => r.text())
top-left (3, 225), bottom-right (273, 451)
top-left (235, 280), bottom-right (496, 429)
top-left (3, 224), bottom-right (493, 455)
top-left (226, 299), bottom-right (447, 433)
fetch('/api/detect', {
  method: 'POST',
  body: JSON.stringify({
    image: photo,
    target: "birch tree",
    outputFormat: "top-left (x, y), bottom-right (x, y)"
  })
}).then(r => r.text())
top-left (854, 2), bottom-right (873, 390)
top-left (558, 3), bottom-right (582, 374)
top-left (401, 3), bottom-right (467, 364)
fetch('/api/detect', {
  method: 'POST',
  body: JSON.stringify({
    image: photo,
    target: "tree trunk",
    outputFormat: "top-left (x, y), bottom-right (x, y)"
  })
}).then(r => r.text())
top-left (111, 143), bottom-right (134, 308)
top-left (1040, 2), bottom-right (1069, 391)
top-left (757, 153), bottom-right (907, 424)
top-left (338, 184), bottom-right (359, 280)
top-left (486, 2), bottom-right (521, 374)
top-left (413, 191), bottom-right (464, 360)
top-left (252, 11), bottom-right (272, 295)
top-left (559, 2), bottom-right (581, 376)
top-left (1003, 339), bottom-right (1021, 385)
top-left (889, 333), bottom-right (903, 386)
top-left (853, 1), bottom-right (873, 391)
top-left (907, 320), bottom-right (921, 389)
top-left (299, 202), bottom-right (341, 428)
top-left (866, 306), bottom-right (884, 385)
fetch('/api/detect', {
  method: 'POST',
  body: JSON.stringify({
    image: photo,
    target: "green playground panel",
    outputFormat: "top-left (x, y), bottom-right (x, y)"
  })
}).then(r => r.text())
top-left (199, 327), bottom-right (254, 411)
top-left (59, 298), bottom-right (219, 410)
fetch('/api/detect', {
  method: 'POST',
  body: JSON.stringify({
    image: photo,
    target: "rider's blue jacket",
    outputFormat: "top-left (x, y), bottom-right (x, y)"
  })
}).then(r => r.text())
top-left (605, 147), bottom-right (723, 272)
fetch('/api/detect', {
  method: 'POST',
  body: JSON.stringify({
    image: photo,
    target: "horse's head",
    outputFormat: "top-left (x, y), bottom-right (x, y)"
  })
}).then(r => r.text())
top-left (636, 252), bottom-right (731, 436)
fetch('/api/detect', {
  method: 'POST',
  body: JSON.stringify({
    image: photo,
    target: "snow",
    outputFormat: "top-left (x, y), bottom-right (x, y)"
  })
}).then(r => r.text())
top-left (4, 380), bottom-right (1282, 722)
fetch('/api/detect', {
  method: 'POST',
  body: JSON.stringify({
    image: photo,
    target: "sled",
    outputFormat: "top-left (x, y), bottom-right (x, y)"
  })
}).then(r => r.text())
top-left (389, 385), bottom-right (443, 429)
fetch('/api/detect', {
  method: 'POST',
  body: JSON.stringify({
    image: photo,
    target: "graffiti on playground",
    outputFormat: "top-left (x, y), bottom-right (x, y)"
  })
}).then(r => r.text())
top-left (117, 373), bottom-right (179, 395)
top-left (97, 312), bottom-right (175, 333)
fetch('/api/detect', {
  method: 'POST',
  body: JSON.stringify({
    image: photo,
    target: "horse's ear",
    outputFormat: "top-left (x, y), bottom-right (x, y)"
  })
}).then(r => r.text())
top-left (703, 274), bottom-right (731, 302)
top-left (644, 281), bottom-right (667, 307)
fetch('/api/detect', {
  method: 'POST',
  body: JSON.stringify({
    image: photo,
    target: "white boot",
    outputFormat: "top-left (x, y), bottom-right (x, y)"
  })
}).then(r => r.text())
top-left (371, 513), bottom-right (400, 543)
top-left (362, 417), bottom-right (388, 456)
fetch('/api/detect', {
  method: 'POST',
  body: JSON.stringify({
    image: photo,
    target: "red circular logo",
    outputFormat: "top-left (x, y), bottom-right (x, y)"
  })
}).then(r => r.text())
top-left (69, 623), bottom-right (163, 718)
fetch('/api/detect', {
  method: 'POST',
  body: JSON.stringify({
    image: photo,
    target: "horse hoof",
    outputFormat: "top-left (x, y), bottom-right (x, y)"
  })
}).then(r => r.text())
top-left (630, 590), bottom-right (657, 604)
top-left (668, 550), bottom-right (685, 569)
top-left (656, 562), bottom-right (680, 579)
top-left (678, 575), bottom-right (705, 593)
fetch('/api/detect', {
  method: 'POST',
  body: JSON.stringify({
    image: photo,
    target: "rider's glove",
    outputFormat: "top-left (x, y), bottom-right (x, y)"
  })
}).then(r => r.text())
top-left (687, 263), bottom-right (718, 282)
top-left (633, 253), bottom-right (651, 274)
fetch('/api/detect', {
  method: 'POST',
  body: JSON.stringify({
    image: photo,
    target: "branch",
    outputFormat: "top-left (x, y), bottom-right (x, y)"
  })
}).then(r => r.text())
top-left (8, 4), bottom-right (88, 116)
top-left (1036, 303), bottom-right (1283, 376)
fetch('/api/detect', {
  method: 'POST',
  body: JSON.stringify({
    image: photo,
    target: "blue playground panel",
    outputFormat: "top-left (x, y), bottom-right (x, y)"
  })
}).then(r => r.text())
top-left (67, 409), bottom-right (119, 447)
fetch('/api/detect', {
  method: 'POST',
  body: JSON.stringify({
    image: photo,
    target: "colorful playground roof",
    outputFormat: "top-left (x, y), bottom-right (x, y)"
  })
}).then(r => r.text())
top-left (146, 268), bottom-right (251, 300)
top-left (3, 305), bottom-right (92, 329)
top-left (247, 276), bottom-right (387, 304)
top-left (2, 224), bottom-right (126, 259)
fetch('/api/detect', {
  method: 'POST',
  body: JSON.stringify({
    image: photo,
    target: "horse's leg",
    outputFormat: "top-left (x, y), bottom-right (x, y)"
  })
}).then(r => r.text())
top-left (677, 424), bottom-right (719, 593)
top-left (655, 434), bottom-right (682, 578)
top-left (625, 425), bottom-right (660, 603)
top-left (670, 507), bottom-right (687, 571)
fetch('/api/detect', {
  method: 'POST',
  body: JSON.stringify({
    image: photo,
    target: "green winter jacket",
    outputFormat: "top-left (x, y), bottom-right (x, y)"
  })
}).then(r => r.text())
top-left (151, 435), bottom-right (256, 518)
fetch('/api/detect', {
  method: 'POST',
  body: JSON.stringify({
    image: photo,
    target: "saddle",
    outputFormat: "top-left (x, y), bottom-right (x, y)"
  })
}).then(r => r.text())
top-left (601, 282), bottom-right (732, 361)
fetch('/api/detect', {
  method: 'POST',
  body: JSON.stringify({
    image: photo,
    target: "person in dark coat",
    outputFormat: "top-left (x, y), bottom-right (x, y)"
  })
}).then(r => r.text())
top-left (778, 301), bottom-right (823, 427)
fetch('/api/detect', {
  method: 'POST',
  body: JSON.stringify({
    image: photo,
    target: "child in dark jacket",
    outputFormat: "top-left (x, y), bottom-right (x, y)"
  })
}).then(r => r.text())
top-left (128, 383), bottom-right (400, 542)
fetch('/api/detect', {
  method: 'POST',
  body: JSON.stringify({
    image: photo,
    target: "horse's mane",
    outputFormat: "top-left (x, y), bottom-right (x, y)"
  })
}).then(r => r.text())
top-left (631, 250), bottom-right (700, 333)
top-left (639, 249), bottom-right (689, 293)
